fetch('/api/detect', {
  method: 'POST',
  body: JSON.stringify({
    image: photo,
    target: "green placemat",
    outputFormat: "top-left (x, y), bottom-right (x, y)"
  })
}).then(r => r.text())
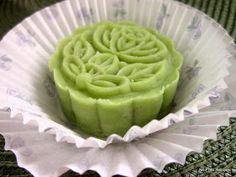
top-left (0, 0), bottom-right (236, 176)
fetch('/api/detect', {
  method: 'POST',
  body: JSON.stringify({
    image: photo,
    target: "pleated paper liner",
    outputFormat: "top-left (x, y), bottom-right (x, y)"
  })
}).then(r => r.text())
top-left (1, 0), bottom-right (236, 176)
top-left (0, 0), bottom-right (233, 149)
top-left (1, 110), bottom-right (235, 177)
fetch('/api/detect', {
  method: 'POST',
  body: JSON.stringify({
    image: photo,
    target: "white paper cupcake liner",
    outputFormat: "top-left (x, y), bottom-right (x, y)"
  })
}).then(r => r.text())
top-left (1, 1), bottom-right (236, 176)
top-left (1, 110), bottom-right (235, 177)
top-left (0, 0), bottom-right (233, 149)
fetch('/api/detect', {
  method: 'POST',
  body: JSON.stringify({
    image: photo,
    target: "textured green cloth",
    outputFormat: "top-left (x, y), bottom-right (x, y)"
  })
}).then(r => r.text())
top-left (0, 0), bottom-right (236, 176)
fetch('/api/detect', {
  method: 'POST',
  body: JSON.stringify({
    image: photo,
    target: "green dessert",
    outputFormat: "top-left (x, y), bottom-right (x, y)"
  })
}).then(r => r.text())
top-left (49, 21), bottom-right (183, 137)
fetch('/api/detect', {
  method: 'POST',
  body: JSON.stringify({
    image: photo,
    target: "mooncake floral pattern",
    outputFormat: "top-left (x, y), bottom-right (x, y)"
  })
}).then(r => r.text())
top-left (49, 21), bottom-right (183, 136)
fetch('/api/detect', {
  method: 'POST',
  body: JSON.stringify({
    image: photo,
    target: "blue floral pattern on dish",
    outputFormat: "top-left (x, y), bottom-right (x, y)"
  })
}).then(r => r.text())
top-left (208, 86), bottom-right (221, 103)
top-left (226, 44), bottom-right (236, 60)
top-left (10, 137), bottom-right (25, 149)
top-left (187, 15), bottom-right (202, 40)
top-left (0, 55), bottom-right (12, 71)
top-left (188, 118), bottom-right (196, 125)
top-left (185, 59), bottom-right (202, 80)
top-left (191, 84), bottom-right (205, 100)
top-left (77, 8), bottom-right (94, 23)
top-left (9, 137), bottom-right (33, 157)
top-left (0, 107), bottom-right (11, 112)
top-left (184, 109), bottom-right (194, 115)
top-left (43, 75), bottom-right (56, 97)
top-left (169, 118), bottom-right (176, 125)
top-left (6, 88), bottom-right (32, 104)
top-left (182, 126), bottom-right (199, 134)
top-left (113, 0), bottom-right (126, 19)
top-left (209, 91), bottom-right (236, 111)
top-left (15, 29), bottom-right (36, 47)
top-left (156, 4), bottom-right (169, 29)
top-left (43, 6), bottom-right (58, 20)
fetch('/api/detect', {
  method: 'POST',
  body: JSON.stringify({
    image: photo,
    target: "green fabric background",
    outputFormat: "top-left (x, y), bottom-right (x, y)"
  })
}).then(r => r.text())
top-left (0, 0), bottom-right (236, 176)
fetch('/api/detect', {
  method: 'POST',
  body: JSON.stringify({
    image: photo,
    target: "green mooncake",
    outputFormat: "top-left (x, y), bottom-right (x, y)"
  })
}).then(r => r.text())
top-left (49, 21), bottom-right (183, 137)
